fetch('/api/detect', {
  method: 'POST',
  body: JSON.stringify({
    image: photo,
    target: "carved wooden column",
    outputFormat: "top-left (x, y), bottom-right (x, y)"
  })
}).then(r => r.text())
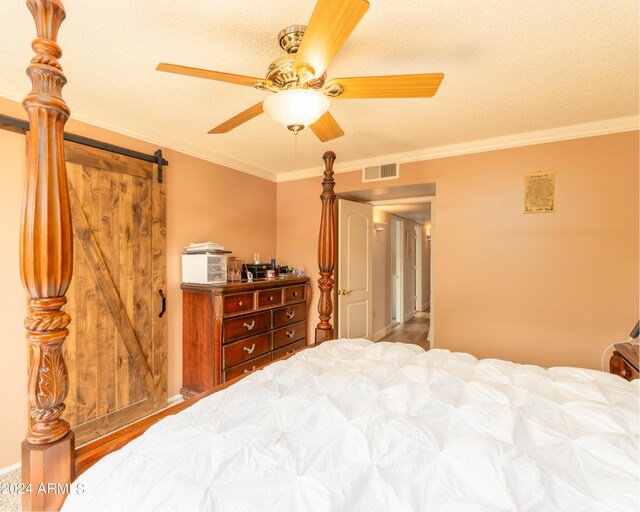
top-left (20, 1), bottom-right (74, 510)
top-left (315, 151), bottom-right (337, 343)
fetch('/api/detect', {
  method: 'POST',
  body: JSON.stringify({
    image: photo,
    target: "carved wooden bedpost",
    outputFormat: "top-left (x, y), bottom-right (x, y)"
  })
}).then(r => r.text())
top-left (315, 151), bottom-right (337, 342)
top-left (20, 1), bottom-right (74, 510)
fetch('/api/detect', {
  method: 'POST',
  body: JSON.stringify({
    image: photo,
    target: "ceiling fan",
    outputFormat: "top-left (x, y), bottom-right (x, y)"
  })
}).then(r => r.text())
top-left (156, 0), bottom-right (444, 142)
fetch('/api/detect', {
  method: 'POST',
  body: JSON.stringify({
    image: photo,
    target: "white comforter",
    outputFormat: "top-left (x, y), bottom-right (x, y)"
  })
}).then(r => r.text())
top-left (63, 339), bottom-right (639, 512)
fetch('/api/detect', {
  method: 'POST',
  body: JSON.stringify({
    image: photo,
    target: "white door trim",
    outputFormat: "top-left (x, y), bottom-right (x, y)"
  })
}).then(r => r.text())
top-left (392, 217), bottom-right (403, 326)
top-left (414, 223), bottom-right (422, 313)
top-left (428, 198), bottom-right (435, 346)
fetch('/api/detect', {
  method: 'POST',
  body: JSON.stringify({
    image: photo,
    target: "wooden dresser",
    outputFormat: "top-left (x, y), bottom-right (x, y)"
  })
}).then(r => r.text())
top-left (181, 276), bottom-right (310, 397)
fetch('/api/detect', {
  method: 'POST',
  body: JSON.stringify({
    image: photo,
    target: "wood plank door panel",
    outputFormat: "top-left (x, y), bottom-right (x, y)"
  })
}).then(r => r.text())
top-left (62, 142), bottom-right (166, 444)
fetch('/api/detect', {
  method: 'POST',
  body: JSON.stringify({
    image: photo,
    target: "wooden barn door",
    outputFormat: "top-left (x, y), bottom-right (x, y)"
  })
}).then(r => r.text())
top-left (61, 141), bottom-right (167, 444)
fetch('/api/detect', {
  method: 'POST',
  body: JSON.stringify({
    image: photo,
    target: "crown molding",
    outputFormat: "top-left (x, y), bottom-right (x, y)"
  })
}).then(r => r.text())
top-left (0, 88), bottom-right (278, 183)
top-left (69, 114), bottom-right (278, 182)
top-left (3, 85), bottom-right (636, 185)
top-left (276, 116), bottom-right (640, 182)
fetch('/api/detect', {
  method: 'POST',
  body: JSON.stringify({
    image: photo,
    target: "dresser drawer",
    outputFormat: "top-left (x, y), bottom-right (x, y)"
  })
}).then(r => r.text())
top-left (284, 285), bottom-right (305, 304)
top-left (273, 303), bottom-right (306, 328)
top-left (224, 293), bottom-right (254, 315)
top-left (224, 353), bottom-right (272, 382)
top-left (611, 352), bottom-right (639, 381)
top-left (257, 288), bottom-right (283, 308)
top-left (224, 310), bottom-right (271, 342)
top-left (273, 320), bottom-right (306, 349)
top-left (272, 338), bottom-right (307, 360)
top-left (223, 332), bottom-right (271, 368)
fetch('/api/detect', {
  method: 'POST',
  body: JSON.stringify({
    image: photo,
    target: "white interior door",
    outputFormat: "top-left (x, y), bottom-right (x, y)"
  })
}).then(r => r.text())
top-left (338, 199), bottom-right (373, 339)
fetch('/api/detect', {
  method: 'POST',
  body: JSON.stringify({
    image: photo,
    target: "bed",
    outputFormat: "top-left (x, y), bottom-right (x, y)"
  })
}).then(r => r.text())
top-left (18, 2), bottom-right (639, 511)
top-left (63, 339), bottom-right (639, 511)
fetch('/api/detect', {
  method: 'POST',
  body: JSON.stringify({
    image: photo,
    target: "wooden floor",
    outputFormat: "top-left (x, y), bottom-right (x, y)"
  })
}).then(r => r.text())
top-left (377, 311), bottom-right (430, 351)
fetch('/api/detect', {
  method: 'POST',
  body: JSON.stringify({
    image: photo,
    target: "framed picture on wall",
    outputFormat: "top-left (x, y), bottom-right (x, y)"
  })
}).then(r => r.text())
top-left (525, 171), bottom-right (556, 213)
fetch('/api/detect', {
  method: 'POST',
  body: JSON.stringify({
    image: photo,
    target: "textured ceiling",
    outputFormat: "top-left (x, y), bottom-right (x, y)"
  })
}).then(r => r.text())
top-left (0, 1), bottom-right (637, 180)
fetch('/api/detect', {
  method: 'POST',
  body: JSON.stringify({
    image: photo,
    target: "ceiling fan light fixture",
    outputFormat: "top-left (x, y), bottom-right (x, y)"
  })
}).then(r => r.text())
top-left (263, 89), bottom-right (330, 132)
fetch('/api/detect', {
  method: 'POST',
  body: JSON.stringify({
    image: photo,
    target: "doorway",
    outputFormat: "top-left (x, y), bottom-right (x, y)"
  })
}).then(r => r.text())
top-left (336, 184), bottom-right (436, 346)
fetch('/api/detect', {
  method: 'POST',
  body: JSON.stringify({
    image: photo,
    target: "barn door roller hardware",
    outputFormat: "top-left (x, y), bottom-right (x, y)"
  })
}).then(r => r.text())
top-left (155, 150), bottom-right (166, 183)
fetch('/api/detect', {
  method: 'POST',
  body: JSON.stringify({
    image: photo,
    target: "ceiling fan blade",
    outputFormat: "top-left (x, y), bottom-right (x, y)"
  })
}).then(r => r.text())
top-left (293, 0), bottom-right (370, 80)
top-left (157, 63), bottom-right (270, 88)
top-left (310, 111), bottom-right (345, 142)
top-left (208, 102), bottom-right (264, 134)
top-left (326, 73), bottom-right (444, 99)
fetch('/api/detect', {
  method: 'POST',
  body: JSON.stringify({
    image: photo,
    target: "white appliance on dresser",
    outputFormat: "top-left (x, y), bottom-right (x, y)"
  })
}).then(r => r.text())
top-left (181, 253), bottom-right (227, 284)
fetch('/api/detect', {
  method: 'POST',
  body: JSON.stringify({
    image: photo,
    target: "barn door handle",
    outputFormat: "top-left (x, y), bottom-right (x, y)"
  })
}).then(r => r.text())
top-left (158, 290), bottom-right (166, 318)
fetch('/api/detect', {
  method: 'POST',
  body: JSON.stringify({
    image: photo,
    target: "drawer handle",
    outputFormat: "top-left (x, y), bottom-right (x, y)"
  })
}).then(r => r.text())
top-left (238, 300), bottom-right (243, 307)
top-left (286, 330), bottom-right (295, 338)
top-left (293, 291), bottom-right (298, 297)
top-left (243, 320), bottom-right (256, 331)
top-left (286, 311), bottom-right (295, 319)
top-left (269, 295), bottom-right (274, 302)
top-left (244, 366), bottom-right (256, 374)
top-left (286, 349), bottom-right (295, 355)
top-left (244, 343), bottom-right (256, 354)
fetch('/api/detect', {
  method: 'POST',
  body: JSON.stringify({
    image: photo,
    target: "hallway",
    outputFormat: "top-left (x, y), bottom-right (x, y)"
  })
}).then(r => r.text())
top-left (377, 311), bottom-right (430, 351)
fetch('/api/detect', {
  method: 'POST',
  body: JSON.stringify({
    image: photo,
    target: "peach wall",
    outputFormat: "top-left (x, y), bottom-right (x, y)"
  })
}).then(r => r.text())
top-left (276, 177), bottom-right (324, 343)
top-left (278, 131), bottom-right (639, 370)
top-left (0, 97), bottom-right (276, 468)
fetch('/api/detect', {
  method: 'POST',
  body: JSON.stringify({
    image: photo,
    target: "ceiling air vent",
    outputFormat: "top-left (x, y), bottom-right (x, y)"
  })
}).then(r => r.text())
top-left (362, 163), bottom-right (399, 183)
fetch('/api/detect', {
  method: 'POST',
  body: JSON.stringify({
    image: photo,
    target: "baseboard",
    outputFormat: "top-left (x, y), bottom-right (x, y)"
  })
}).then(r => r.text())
top-left (373, 324), bottom-right (394, 341)
top-left (0, 461), bottom-right (20, 476)
top-left (167, 394), bottom-right (184, 407)
top-left (403, 311), bottom-right (416, 323)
